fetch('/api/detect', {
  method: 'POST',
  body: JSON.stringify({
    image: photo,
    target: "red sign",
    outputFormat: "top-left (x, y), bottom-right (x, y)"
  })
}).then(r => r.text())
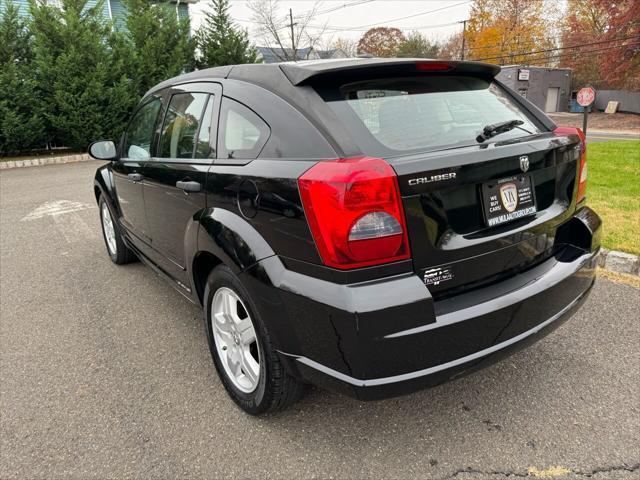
top-left (577, 87), bottom-right (596, 107)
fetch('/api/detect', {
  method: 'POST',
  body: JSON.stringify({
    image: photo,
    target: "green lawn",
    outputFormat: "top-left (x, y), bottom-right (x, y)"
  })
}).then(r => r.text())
top-left (587, 140), bottom-right (640, 255)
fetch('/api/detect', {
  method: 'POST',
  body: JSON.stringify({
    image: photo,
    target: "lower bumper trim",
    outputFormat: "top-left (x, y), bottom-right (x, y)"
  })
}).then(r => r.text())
top-left (279, 286), bottom-right (589, 388)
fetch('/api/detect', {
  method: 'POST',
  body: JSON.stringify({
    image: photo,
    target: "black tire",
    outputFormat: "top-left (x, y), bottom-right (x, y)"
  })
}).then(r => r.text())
top-left (203, 265), bottom-right (304, 414)
top-left (98, 195), bottom-right (137, 265)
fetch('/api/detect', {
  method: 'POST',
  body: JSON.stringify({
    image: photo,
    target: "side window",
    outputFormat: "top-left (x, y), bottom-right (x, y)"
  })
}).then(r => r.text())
top-left (159, 92), bottom-right (209, 159)
top-left (123, 97), bottom-right (162, 160)
top-left (194, 96), bottom-right (215, 159)
top-left (219, 97), bottom-right (270, 159)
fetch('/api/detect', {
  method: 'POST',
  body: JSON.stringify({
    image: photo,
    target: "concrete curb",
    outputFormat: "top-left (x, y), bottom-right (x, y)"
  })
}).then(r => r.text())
top-left (0, 153), bottom-right (91, 169)
top-left (597, 248), bottom-right (640, 276)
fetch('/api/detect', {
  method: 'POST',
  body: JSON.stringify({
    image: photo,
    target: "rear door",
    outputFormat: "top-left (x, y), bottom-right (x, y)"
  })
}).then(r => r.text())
top-left (142, 83), bottom-right (221, 287)
top-left (318, 73), bottom-right (581, 297)
top-left (112, 95), bottom-right (163, 248)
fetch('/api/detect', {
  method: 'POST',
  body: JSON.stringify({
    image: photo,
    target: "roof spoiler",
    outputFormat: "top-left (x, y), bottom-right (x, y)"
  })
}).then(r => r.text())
top-left (280, 58), bottom-right (501, 86)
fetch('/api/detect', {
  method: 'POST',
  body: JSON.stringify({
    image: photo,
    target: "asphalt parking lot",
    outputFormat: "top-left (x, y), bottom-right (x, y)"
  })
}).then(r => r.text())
top-left (1, 161), bottom-right (639, 479)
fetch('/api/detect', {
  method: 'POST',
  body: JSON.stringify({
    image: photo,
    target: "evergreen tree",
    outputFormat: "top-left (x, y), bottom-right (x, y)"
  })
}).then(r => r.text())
top-left (29, 0), bottom-right (136, 151)
top-left (123, 0), bottom-right (196, 97)
top-left (196, 0), bottom-right (257, 69)
top-left (0, 0), bottom-right (45, 155)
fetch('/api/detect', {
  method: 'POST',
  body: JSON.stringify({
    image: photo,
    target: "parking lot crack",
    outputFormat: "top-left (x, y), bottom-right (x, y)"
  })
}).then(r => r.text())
top-left (440, 463), bottom-right (640, 479)
top-left (573, 463), bottom-right (640, 477)
top-left (442, 467), bottom-right (529, 479)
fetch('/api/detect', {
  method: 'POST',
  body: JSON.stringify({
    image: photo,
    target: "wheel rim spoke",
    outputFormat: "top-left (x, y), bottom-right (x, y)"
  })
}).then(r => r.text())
top-left (241, 347), bottom-right (260, 386)
top-left (213, 313), bottom-right (234, 343)
top-left (227, 347), bottom-right (242, 378)
top-left (221, 291), bottom-right (238, 319)
top-left (237, 318), bottom-right (255, 343)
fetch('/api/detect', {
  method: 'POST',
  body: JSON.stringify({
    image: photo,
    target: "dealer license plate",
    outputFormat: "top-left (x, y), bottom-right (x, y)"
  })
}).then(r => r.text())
top-left (482, 175), bottom-right (536, 227)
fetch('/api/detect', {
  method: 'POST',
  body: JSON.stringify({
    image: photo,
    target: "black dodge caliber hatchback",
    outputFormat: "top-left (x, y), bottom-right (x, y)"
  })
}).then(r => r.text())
top-left (91, 58), bottom-right (601, 414)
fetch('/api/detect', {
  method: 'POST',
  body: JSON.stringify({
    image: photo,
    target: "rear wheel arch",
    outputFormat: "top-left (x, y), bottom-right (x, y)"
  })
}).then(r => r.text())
top-left (197, 209), bottom-right (275, 271)
top-left (193, 209), bottom-right (276, 305)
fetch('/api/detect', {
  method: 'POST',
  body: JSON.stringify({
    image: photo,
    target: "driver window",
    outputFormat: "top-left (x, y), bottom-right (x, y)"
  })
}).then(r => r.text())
top-left (123, 97), bottom-right (162, 160)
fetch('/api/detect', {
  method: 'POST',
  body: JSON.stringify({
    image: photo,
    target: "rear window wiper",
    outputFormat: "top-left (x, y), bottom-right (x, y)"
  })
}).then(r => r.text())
top-left (476, 119), bottom-right (532, 143)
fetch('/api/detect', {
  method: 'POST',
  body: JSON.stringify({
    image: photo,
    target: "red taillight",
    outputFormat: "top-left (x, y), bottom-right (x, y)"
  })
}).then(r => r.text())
top-left (298, 157), bottom-right (410, 270)
top-left (554, 126), bottom-right (587, 203)
top-left (415, 62), bottom-right (453, 72)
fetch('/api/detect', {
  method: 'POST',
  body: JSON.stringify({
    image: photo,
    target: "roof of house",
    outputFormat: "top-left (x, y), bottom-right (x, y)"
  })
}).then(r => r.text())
top-left (314, 48), bottom-right (348, 59)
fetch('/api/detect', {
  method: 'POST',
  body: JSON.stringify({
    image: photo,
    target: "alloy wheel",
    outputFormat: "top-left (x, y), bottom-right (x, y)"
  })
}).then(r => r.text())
top-left (211, 287), bottom-right (261, 393)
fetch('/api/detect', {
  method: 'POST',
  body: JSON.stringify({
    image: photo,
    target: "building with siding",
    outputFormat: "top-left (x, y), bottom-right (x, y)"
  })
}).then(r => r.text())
top-left (1, 0), bottom-right (197, 30)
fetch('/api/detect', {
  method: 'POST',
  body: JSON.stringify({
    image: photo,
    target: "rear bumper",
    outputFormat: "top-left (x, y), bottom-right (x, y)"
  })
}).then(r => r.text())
top-left (239, 207), bottom-right (601, 400)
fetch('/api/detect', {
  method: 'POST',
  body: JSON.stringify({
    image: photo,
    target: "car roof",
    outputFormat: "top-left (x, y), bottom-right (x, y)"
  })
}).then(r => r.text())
top-left (143, 58), bottom-right (501, 98)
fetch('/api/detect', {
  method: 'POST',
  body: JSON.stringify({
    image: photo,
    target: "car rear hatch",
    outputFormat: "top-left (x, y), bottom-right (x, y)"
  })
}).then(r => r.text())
top-left (390, 134), bottom-right (581, 298)
top-left (300, 60), bottom-right (583, 297)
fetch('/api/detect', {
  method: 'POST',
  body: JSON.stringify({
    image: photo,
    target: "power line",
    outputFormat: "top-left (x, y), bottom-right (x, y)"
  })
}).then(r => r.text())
top-left (464, 30), bottom-right (639, 53)
top-left (312, 0), bottom-right (376, 16)
top-left (233, 0), bottom-right (470, 28)
top-left (317, 0), bottom-right (471, 30)
top-left (228, 1), bottom-right (377, 27)
top-left (472, 35), bottom-right (640, 62)
top-left (483, 42), bottom-right (640, 65)
top-left (309, 20), bottom-right (461, 33)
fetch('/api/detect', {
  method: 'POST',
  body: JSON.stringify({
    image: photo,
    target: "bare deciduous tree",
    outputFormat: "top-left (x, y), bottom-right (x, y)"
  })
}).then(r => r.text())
top-left (247, 0), bottom-right (327, 61)
top-left (331, 37), bottom-right (358, 57)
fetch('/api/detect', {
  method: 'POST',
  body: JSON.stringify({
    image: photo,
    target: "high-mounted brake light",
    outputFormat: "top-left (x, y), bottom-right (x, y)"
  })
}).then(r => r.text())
top-left (415, 62), bottom-right (454, 72)
top-left (298, 157), bottom-right (411, 270)
top-left (554, 126), bottom-right (587, 203)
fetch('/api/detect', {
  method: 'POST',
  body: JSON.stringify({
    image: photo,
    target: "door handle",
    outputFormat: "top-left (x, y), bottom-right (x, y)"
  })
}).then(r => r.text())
top-left (176, 180), bottom-right (201, 193)
top-left (127, 173), bottom-right (143, 182)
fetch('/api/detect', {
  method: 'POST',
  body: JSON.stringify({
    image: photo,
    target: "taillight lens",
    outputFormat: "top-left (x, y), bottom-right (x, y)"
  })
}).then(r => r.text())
top-left (554, 126), bottom-right (587, 203)
top-left (298, 157), bottom-right (410, 269)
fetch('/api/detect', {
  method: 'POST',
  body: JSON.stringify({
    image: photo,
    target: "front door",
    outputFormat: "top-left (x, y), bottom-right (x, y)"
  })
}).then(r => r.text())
top-left (112, 95), bottom-right (163, 248)
top-left (142, 83), bottom-right (221, 287)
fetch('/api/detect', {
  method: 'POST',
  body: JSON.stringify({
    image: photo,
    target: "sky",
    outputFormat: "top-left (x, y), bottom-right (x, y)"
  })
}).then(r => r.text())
top-left (189, 0), bottom-right (477, 47)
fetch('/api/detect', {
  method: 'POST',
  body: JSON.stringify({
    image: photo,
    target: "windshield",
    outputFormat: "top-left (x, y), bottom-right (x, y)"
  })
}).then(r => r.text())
top-left (323, 76), bottom-right (543, 155)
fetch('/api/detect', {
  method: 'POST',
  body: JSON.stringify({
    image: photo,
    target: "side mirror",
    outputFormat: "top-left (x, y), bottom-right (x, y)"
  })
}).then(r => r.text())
top-left (88, 140), bottom-right (118, 161)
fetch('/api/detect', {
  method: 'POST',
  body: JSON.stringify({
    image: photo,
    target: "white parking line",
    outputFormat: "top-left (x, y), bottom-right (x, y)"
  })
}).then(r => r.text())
top-left (21, 200), bottom-right (95, 221)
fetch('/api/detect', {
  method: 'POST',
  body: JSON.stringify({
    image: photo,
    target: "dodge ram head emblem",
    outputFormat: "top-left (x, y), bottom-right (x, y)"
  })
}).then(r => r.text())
top-left (519, 155), bottom-right (530, 173)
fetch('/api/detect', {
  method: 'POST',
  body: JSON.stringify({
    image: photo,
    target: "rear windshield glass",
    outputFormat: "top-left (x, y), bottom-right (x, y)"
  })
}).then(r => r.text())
top-left (321, 76), bottom-right (542, 155)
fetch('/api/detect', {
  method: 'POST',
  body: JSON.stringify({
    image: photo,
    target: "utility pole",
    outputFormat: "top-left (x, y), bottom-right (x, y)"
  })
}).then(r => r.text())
top-left (460, 19), bottom-right (467, 60)
top-left (288, 8), bottom-right (297, 61)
